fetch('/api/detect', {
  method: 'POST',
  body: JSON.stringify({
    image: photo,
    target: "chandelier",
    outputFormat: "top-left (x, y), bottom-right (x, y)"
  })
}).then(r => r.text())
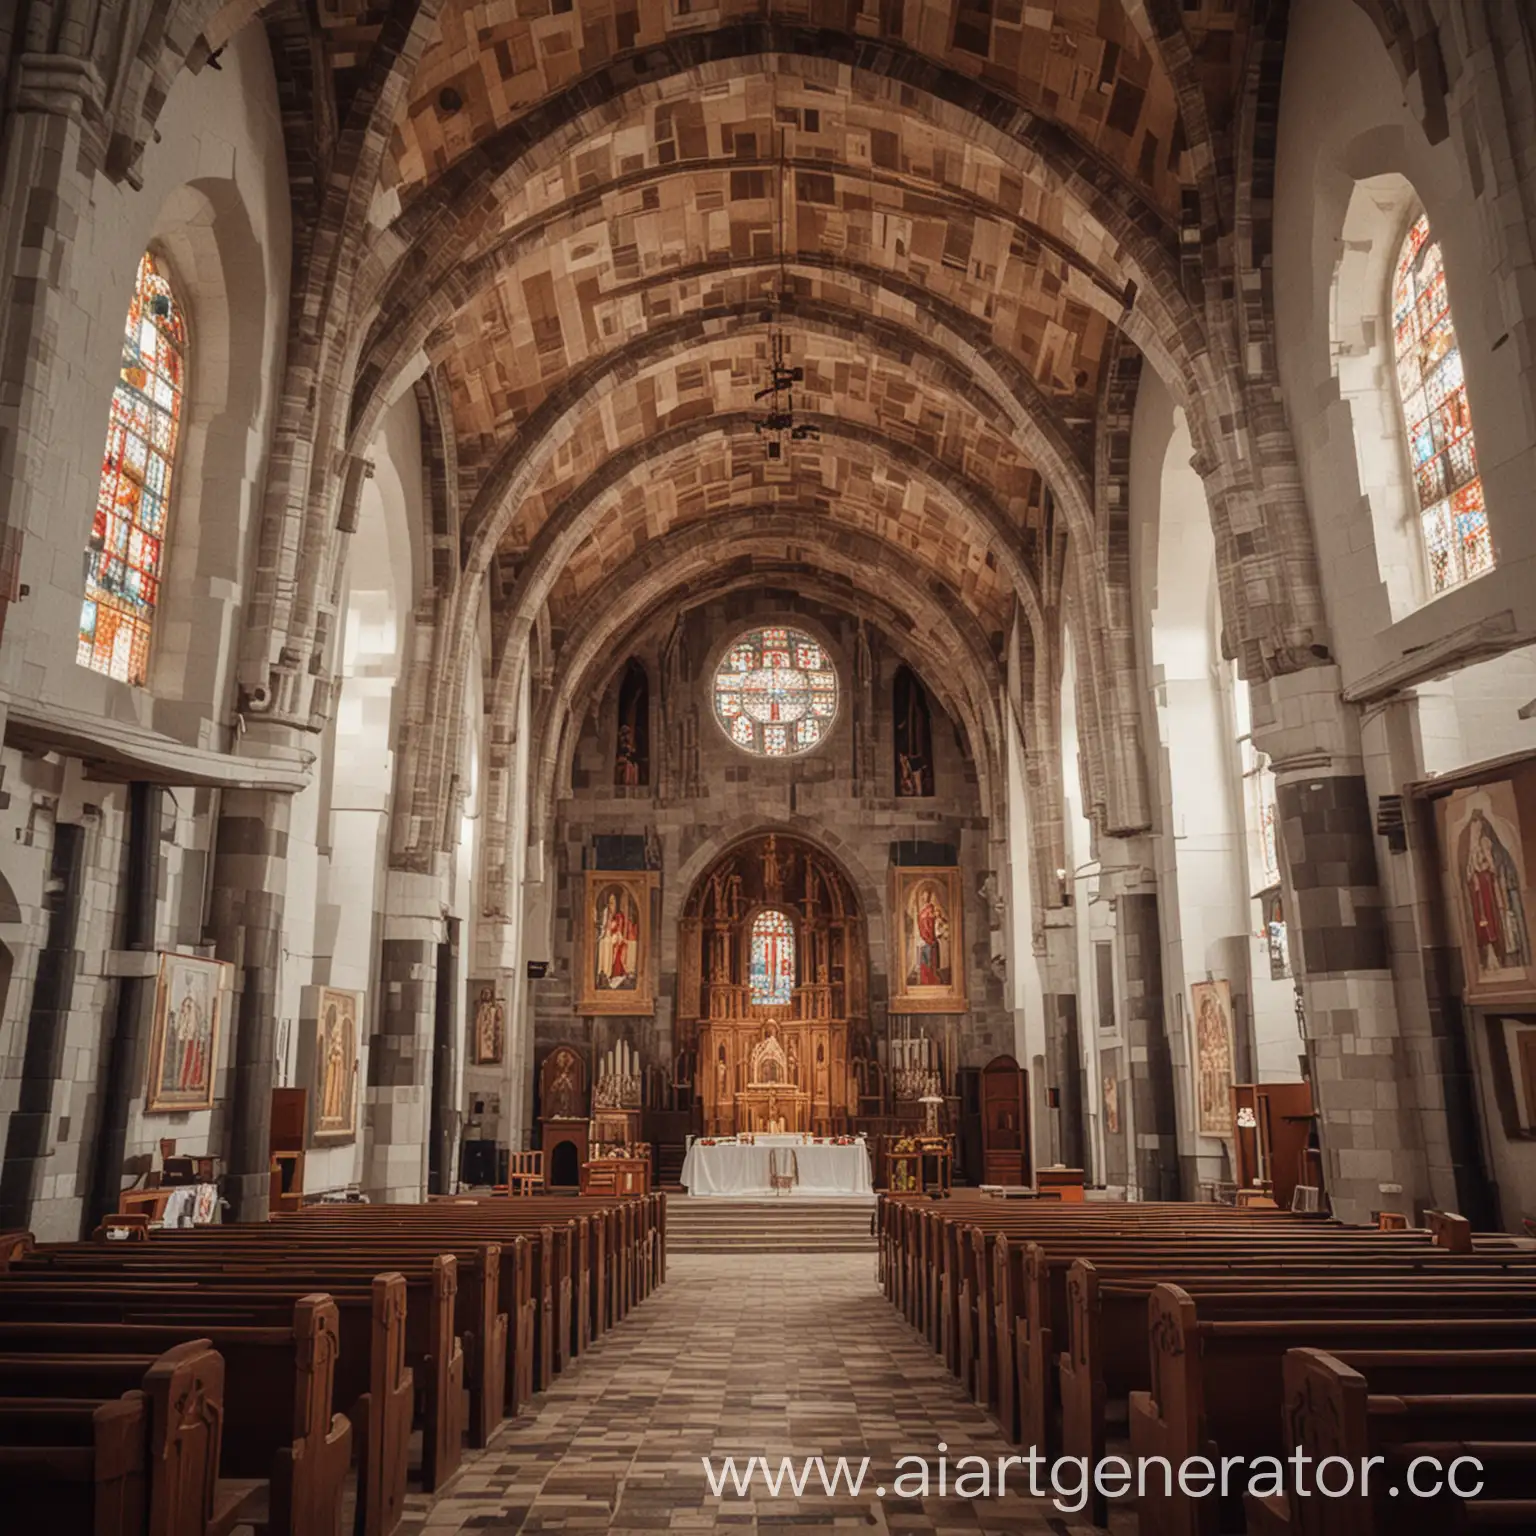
top-left (754, 124), bottom-right (818, 459)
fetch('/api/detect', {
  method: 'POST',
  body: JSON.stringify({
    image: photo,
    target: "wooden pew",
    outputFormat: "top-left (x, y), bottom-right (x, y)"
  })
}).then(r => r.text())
top-left (0, 1286), bottom-right (383, 1536)
top-left (0, 1336), bottom-right (293, 1536)
top-left (1260, 1346), bottom-right (1536, 1536)
top-left (35, 1239), bottom-right (485, 1469)
top-left (1129, 1283), bottom-right (1536, 1536)
top-left (0, 1341), bottom-right (248, 1536)
top-left (0, 1391), bottom-right (152, 1536)
top-left (986, 1227), bottom-right (1490, 1452)
top-left (1058, 1253), bottom-right (1536, 1521)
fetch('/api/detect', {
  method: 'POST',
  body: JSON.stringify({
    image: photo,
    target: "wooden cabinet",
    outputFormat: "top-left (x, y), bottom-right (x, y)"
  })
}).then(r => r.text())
top-left (269, 1087), bottom-right (307, 1213)
top-left (581, 1157), bottom-right (650, 1196)
top-left (541, 1118), bottom-right (589, 1188)
top-left (1231, 1081), bottom-right (1319, 1212)
top-left (980, 1054), bottom-right (1029, 1186)
top-left (1036, 1166), bottom-right (1085, 1202)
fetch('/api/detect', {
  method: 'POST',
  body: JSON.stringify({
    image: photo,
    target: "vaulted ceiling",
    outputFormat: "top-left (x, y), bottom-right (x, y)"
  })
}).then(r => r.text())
top-left (316, 0), bottom-right (1244, 708)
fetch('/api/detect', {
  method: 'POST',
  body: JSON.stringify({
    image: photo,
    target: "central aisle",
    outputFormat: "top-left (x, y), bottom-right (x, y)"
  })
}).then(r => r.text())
top-left (407, 1252), bottom-right (1102, 1534)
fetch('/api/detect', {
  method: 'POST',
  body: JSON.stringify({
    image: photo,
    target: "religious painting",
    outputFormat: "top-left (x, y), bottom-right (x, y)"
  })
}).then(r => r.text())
top-left (1102, 1074), bottom-right (1120, 1136)
top-left (1442, 783), bottom-right (1536, 1002)
top-left (308, 987), bottom-right (360, 1143)
top-left (540, 1044), bottom-right (588, 1120)
top-left (889, 866), bottom-right (967, 1013)
top-left (145, 953), bottom-right (229, 1113)
top-left (468, 979), bottom-right (505, 1066)
top-left (1191, 980), bottom-right (1235, 1138)
top-left (579, 870), bottom-right (655, 1015)
top-left (893, 665), bottom-right (934, 797)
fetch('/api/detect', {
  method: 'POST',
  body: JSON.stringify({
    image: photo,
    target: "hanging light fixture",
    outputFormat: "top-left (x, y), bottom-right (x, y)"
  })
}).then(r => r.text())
top-left (754, 122), bottom-right (818, 459)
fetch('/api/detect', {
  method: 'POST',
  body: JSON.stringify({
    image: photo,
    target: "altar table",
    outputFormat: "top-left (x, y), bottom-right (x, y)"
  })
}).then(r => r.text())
top-left (679, 1139), bottom-right (873, 1197)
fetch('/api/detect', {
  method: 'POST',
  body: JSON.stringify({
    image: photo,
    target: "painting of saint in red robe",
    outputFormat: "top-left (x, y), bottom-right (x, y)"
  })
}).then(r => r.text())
top-left (146, 954), bottom-right (228, 1114)
top-left (580, 871), bottom-right (655, 1015)
top-left (1444, 782), bottom-right (1535, 999)
top-left (1462, 809), bottom-right (1530, 976)
top-left (908, 882), bottom-right (951, 989)
top-left (595, 885), bottom-right (641, 991)
top-left (890, 865), bottom-right (966, 1013)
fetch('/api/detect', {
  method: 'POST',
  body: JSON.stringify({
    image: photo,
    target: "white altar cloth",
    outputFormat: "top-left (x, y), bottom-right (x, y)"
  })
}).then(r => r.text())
top-left (680, 1140), bottom-right (873, 1197)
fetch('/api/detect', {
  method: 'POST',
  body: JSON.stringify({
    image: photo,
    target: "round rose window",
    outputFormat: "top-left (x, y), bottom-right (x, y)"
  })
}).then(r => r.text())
top-left (712, 626), bottom-right (837, 757)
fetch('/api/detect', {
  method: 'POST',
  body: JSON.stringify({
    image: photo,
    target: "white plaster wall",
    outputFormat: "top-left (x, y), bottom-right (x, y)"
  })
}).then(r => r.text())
top-left (2, 24), bottom-right (289, 729)
top-left (1127, 367), bottom-right (1298, 1189)
top-left (304, 393), bottom-right (423, 1192)
top-left (1273, 0), bottom-right (1536, 687)
top-left (1003, 695), bottom-right (1047, 1177)
top-left (1059, 622), bottom-right (1095, 1172)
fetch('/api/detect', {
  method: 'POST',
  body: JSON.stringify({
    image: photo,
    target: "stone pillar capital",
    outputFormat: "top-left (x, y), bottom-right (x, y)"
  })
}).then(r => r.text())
top-left (1248, 664), bottom-right (1365, 777)
top-left (11, 55), bottom-right (108, 124)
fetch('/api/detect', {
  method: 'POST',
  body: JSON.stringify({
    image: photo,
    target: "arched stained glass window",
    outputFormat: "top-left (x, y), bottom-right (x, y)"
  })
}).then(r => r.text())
top-left (1392, 214), bottom-right (1492, 595)
top-left (79, 250), bottom-right (186, 684)
top-left (713, 625), bottom-right (838, 757)
top-left (750, 909), bottom-right (796, 1005)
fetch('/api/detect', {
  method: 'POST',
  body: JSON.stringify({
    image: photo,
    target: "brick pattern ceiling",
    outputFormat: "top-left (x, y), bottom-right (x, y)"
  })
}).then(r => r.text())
top-left (389, 0), bottom-right (1185, 210)
top-left (344, 0), bottom-right (1196, 634)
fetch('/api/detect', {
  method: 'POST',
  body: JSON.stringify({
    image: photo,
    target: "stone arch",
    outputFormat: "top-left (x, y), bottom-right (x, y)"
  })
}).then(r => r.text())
top-left (668, 821), bottom-right (883, 953)
top-left (522, 531), bottom-right (1008, 863)
top-left (109, 175), bottom-right (269, 709)
top-left (397, 293), bottom-right (1091, 868)
top-left (1330, 168), bottom-right (1429, 622)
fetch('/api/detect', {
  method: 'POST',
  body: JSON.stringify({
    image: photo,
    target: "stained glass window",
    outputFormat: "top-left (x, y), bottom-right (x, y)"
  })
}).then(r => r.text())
top-left (1392, 214), bottom-right (1493, 595)
top-left (712, 624), bottom-right (838, 757)
top-left (749, 909), bottom-right (796, 1005)
top-left (79, 250), bottom-right (186, 684)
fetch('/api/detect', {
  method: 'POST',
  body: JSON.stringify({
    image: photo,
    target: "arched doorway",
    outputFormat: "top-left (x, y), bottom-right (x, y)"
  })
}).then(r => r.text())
top-left (549, 1138), bottom-right (581, 1188)
top-left (675, 832), bottom-right (869, 1135)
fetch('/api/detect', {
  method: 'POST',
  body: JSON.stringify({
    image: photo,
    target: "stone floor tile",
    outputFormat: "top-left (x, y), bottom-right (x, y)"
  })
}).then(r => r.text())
top-left (413, 1252), bottom-right (1108, 1533)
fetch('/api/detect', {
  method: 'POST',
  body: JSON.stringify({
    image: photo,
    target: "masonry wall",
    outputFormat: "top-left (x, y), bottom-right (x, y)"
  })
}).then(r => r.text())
top-left (532, 591), bottom-right (1014, 1115)
top-left (1271, 0), bottom-right (1536, 1227)
top-left (0, 27), bottom-right (290, 1236)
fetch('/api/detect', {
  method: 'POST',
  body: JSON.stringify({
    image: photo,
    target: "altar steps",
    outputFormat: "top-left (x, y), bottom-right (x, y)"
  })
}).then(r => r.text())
top-left (664, 1195), bottom-right (878, 1253)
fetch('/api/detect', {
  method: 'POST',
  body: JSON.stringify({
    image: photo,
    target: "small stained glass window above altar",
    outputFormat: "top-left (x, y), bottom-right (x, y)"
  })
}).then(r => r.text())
top-left (712, 624), bottom-right (837, 757)
top-left (750, 909), bottom-right (796, 1006)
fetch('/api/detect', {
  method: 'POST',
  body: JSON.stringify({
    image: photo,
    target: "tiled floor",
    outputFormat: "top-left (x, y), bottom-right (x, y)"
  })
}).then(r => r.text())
top-left (406, 1252), bottom-right (1102, 1533)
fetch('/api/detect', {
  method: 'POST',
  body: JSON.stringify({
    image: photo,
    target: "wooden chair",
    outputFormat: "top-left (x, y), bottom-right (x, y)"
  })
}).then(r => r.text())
top-left (507, 1151), bottom-right (544, 1195)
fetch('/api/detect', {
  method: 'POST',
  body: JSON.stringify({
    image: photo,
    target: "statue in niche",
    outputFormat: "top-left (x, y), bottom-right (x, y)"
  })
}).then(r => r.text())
top-left (762, 834), bottom-right (783, 900)
top-left (894, 664), bottom-right (935, 797)
top-left (708, 861), bottom-right (732, 920)
top-left (787, 1035), bottom-right (800, 1083)
top-left (614, 659), bottom-right (649, 787)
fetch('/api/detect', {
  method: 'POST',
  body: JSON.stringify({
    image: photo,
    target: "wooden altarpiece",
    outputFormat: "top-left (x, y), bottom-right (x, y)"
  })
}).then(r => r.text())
top-left (675, 833), bottom-right (866, 1135)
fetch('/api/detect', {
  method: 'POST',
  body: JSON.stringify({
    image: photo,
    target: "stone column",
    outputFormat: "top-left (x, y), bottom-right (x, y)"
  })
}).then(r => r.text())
top-left (0, 60), bottom-right (102, 686)
top-left (1118, 887), bottom-right (1180, 1199)
top-left (363, 869), bottom-right (446, 1202)
top-left (210, 771), bottom-right (296, 1223)
top-left (1252, 666), bottom-right (1428, 1225)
